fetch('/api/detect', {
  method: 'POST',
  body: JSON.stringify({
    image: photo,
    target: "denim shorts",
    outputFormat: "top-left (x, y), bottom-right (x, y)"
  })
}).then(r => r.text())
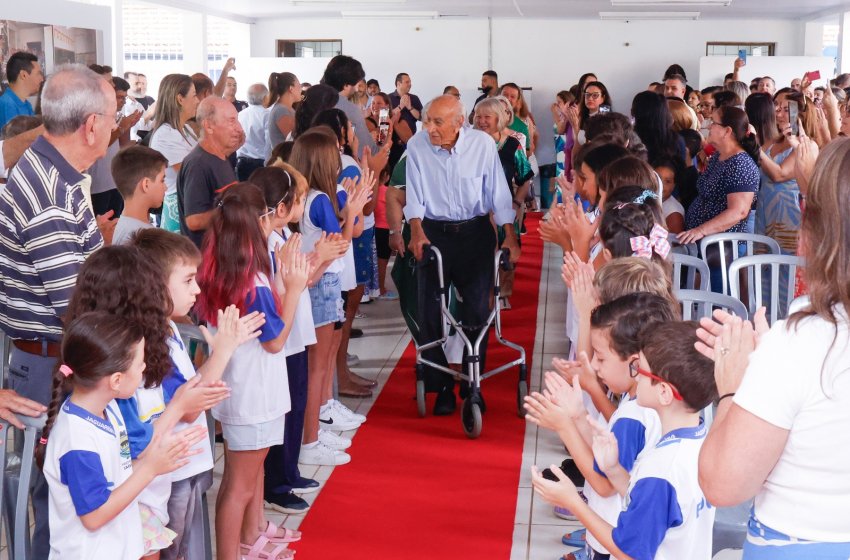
top-left (309, 272), bottom-right (344, 327)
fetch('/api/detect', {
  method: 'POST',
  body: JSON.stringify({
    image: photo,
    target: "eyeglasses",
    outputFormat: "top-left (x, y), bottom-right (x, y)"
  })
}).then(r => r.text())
top-left (697, 103), bottom-right (715, 110)
top-left (584, 92), bottom-right (602, 100)
top-left (91, 112), bottom-right (119, 130)
top-left (629, 359), bottom-right (683, 401)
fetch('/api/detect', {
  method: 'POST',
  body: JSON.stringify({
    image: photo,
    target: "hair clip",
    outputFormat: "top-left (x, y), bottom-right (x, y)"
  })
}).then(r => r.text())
top-left (630, 224), bottom-right (672, 259)
top-left (613, 202), bottom-right (629, 210)
top-left (216, 199), bottom-right (224, 208)
top-left (39, 437), bottom-right (47, 445)
top-left (282, 170), bottom-right (292, 185)
top-left (633, 190), bottom-right (659, 205)
top-left (59, 364), bottom-right (73, 377)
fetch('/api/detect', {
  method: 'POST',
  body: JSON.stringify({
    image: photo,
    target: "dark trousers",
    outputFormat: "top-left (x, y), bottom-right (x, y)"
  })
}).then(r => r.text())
top-left (264, 351), bottom-right (308, 494)
top-left (91, 188), bottom-right (124, 218)
top-left (419, 216), bottom-right (496, 393)
top-left (236, 156), bottom-right (266, 182)
top-left (8, 347), bottom-right (56, 560)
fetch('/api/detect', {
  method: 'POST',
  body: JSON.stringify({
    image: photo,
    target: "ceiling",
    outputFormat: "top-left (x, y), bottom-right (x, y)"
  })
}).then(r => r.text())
top-left (151, 0), bottom-right (850, 22)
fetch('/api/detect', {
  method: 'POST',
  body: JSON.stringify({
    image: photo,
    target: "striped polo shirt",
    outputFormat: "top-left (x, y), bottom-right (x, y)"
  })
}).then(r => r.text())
top-left (0, 136), bottom-right (103, 341)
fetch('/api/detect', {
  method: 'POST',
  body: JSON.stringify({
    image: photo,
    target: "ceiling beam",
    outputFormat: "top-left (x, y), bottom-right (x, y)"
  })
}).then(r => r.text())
top-left (138, 0), bottom-right (258, 24)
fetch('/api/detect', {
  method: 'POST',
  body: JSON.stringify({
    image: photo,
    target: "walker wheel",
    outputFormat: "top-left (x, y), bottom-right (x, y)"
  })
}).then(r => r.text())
top-left (517, 380), bottom-right (529, 418)
top-left (461, 398), bottom-right (483, 439)
top-left (416, 379), bottom-right (426, 418)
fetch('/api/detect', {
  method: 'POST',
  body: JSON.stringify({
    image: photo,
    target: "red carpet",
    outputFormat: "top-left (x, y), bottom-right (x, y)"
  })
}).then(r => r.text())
top-left (293, 214), bottom-right (544, 559)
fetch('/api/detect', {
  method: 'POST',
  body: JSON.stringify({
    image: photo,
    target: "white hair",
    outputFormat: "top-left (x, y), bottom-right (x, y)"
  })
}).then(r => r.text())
top-left (474, 96), bottom-right (511, 130)
top-left (247, 83), bottom-right (269, 106)
top-left (41, 64), bottom-right (112, 136)
top-left (422, 94), bottom-right (466, 125)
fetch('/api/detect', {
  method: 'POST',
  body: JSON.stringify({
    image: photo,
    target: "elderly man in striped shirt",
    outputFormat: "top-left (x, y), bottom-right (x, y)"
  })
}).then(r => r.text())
top-left (0, 63), bottom-right (117, 558)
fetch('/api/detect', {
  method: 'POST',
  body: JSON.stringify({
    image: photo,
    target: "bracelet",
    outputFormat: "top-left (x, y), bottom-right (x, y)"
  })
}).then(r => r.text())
top-left (717, 392), bottom-right (735, 404)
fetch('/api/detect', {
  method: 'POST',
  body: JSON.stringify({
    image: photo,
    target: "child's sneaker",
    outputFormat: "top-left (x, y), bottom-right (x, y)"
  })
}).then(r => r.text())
top-left (264, 491), bottom-right (310, 515)
top-left (329, 399), bottom-right (366, 424)
top-left (553, 491), bottom-right (587, 520)
top-left (319, 401), bottom-right (362, 431)
top-left (290, 477), bottom-right (321, 494)
top-left (298, 442), bottom-right (351, 466)
top-left (319, 428), bottom-right (352, 450)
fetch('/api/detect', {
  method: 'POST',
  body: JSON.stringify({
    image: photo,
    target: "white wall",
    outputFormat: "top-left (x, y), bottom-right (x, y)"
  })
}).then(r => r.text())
top-left (3, 0), bottom-right (112, 66)
top-left (250, 17), bottom-right (803, 165)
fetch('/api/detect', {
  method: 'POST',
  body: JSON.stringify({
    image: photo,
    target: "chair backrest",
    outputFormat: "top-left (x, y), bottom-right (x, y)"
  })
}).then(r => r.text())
top-left (0, 413), bottom-right (47, 560)
top-left (674, 289), bottom-right (749, 321)
top-left (670, 253), bottom-right (710, 291)
top-left (728, 255), bottom-right (805, 325)
top-left (699, 233), bottom-right (781, 295)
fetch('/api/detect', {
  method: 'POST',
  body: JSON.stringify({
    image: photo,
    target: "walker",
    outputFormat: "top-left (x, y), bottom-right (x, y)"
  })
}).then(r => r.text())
top-left (414, 245), bottom-right (527, 438)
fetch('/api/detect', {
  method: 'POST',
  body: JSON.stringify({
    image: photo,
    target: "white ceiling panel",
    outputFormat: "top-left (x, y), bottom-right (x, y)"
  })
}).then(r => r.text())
top-left (144, 0), bottom-right (850, 21)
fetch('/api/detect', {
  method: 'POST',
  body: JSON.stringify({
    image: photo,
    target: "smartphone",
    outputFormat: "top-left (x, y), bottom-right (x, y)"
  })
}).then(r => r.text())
top-left (806, 70), bottom-right (821, 81)
top-left (788, 100), bottom-right (799, 136)
top-left (738, 49), bottom-right (747, 64)
top-left (377, 108), bottom-right (390, 146)
top-left (598, 105), bottom-right (611, 114)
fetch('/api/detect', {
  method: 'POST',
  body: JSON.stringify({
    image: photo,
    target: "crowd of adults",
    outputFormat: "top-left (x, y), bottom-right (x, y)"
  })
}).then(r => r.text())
top-left (0, 45), bottom-right (849, 560)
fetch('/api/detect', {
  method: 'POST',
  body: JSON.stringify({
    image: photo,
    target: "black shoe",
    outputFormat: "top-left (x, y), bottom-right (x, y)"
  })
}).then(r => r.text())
top-left (350, 328), bottom-right (364, 339)
top-left (433, 388), bottom-right (457, 416)
top-left (542, 458), bottom-right (586, 487)
top-left (290, 477), bottom-right (321, 495)
top-left (264, 491), bottom-right (310, 514)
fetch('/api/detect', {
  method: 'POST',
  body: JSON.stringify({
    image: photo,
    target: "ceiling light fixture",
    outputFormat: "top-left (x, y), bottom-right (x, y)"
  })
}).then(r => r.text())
top-left (611, 0), bottom-right (730, 6)
top-left (340, 10), bottom-right (439, 18)
top-left (600, 10), bottom-right (701, 20)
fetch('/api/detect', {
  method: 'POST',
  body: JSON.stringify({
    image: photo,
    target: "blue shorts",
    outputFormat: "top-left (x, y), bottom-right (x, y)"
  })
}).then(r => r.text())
top-left (309, 272), bottom-right (344, 327)
top-left (353, 227), bottom-right (375, 286)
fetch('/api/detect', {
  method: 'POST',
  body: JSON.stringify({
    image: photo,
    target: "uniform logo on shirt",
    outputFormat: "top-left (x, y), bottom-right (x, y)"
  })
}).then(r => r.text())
top-left (118, 428), bottom-right (132, 469)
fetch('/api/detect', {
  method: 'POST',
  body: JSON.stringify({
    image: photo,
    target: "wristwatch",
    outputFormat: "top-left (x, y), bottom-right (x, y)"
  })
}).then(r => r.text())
top-left (389, 229), bottom-right (400, 235)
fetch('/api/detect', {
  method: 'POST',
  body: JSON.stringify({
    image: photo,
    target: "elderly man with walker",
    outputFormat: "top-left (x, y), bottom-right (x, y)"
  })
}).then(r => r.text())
top-left (405, 94), bottom-right (520, 417)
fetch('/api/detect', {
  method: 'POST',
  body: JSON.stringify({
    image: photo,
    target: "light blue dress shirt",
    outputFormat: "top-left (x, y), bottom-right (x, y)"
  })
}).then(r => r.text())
top-left (403, 127), bottom-right (514, 226)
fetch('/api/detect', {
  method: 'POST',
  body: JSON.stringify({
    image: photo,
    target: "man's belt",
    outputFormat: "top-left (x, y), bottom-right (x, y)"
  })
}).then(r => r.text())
top-left (423, 215), bottom-right (489, 234)
top-left (13, 339), bottom-right (61, 358)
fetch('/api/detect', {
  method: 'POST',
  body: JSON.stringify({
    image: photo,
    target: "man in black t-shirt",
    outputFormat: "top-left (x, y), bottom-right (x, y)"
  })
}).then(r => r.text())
top-left (177, 96), bottom-right (244, 247)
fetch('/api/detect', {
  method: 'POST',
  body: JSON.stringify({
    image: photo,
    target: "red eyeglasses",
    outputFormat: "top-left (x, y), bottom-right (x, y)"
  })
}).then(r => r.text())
top-left (629, 359), bottom-right (683, 401)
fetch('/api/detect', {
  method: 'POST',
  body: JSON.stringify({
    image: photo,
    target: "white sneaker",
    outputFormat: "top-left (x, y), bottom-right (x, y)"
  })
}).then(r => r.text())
top-left (319, 428), bottom-right (352, 450)
top-left (298, 442), bottom-right (351, 466)
top-left (330, 398), bottom-right (366, 424)
top-left (319, 402), bottom-right (362, 431)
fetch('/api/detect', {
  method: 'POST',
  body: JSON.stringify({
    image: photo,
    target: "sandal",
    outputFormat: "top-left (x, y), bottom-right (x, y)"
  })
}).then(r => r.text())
top-left (240, 535), bottom-right (294, 559)
top-left (561, 550), bottom-right (588, 560)
top-left (263, 520), bottom-right (302, 544)
top-left (561, 528), bottom-right (586, 547)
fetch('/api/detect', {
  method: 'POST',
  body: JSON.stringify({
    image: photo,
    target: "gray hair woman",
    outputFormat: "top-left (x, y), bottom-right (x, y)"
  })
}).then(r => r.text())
top-left (473, 96), bottom-right (533, 307)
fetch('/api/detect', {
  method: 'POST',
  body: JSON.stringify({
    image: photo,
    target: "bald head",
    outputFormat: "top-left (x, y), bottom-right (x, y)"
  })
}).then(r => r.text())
top-left (423, 94), bottom-right (466, 147)
top-left (197, 96), bottom-right (243, 155)
top-left (196, 96), bottom-right (234, 128)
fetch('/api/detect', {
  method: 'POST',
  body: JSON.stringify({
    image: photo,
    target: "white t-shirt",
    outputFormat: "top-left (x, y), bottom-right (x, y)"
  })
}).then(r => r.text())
top-left (662, 196), bottom-right (685, 222)
top-left (734, 312), bottom-right (850, 542)
top-left (149, 124), bottom-right (198, 196)
top-left (268, 229), bottom-right (317, 356)
top-left (44, 399), bottom-right (144, 560)
top-left (113, 215), bottom-right (153, 245)
top-left (163, 322), bottom-right (215, 481)
top-left (338, 183), bottom-right (358, 291)
top-left (612, 423), bottom-right (715, 560)
top-left (584, 395), bottom-right (661, 554)
top-left (212, 273), bottom-right (291, 425)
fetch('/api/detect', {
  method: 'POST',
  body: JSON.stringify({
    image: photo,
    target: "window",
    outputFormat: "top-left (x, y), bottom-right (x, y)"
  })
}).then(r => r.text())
top-left (277, 40), bottom-right (342, 58)
top-left (706, 42), bottom-right (775, 57)
top-left (123, 1), bottom-right (185, 63)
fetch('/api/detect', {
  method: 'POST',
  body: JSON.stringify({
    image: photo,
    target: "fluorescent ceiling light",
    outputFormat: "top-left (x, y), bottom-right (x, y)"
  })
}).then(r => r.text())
top-left (341, 10), bottom-right (439, 18)
top-left (600, 10), bottom-right (700, 19)
top-left (295, 0), bottom-right (405, 4)
top-left (611, 0), bottom-right (729, 5)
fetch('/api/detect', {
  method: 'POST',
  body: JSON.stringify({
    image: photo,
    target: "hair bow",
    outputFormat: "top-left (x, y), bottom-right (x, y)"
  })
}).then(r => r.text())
top-left (59, 364), bottom-right (73, 377)
top-left (630, 224), bottom-right (671, 259)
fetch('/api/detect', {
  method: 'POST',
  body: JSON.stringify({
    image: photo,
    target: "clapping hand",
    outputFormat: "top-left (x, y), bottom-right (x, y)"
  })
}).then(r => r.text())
top-left (282, 248), bottom-right (312, 295)
top-left (555, 174), bottom-right (576, 202)
top-left (562, 199), bottom-right (597, 254)
top-left (198, 304), bottom-right (265, 358)
top-left (139, 425), bottom-right (207, 476)
top-left (711, 314), bottom-right (758, 396)
top-left (695, 307), bottom-right (767, 361)
top-left (569, 256), bottom-right (599, 317)
top-left (523, 386), bottom-right (570, 432)
top-left (543, 370), bottom-right (585, 421)
top-left (589, 415), bottom-right (620, 474)
top-left (314, 231), bottom-right (349, 264)
top-left (540, 205), bottom-right (573, 251)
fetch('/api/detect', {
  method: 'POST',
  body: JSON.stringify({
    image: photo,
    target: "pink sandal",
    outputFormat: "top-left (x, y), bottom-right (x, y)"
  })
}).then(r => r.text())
top-left (263, 520), bottom-right (302, 544)
top-left (240, 535), bottom-right (294, 559)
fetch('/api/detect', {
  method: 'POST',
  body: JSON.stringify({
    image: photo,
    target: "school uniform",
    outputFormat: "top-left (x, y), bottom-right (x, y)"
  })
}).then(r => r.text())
top-left (612, 423), bottom-right (715, 560)
top-left (301, 190), bottom-right (346, 327)
top-left (264, 228), bottom-right (317, 493)
top-left (160, 321), bottom-right (216, 560)
top-left (212, 273), bottom-right (290, 450)
top-left (44, 398), bottom-right (144, 559)
top-left (584, 395), bottom-right (661, 556)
